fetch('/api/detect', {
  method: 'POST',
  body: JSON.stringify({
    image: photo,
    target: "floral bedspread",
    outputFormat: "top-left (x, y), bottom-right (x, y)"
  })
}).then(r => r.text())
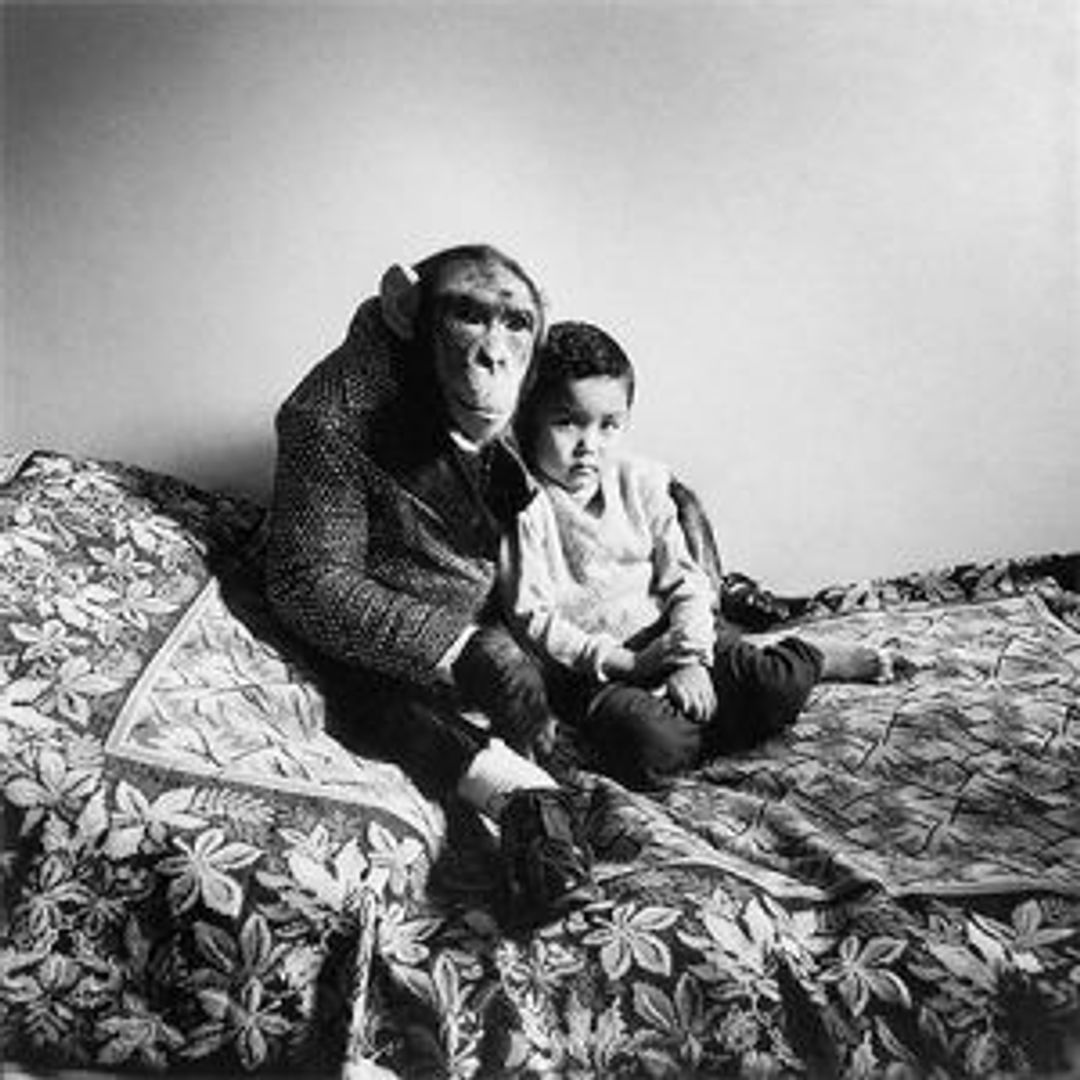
top-left (1, 451), bottom-right (1078, 1078)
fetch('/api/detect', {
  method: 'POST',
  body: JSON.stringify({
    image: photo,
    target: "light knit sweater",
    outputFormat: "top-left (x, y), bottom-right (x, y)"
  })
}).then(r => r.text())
top-left (501, 455), bottom-right (717, 677)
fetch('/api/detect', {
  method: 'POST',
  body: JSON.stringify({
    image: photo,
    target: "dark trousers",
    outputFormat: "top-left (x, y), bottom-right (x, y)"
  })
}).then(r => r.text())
top-left (322, 668), bottom-right (489, 802)
top-left (556, 631), bottom-right (824, 791)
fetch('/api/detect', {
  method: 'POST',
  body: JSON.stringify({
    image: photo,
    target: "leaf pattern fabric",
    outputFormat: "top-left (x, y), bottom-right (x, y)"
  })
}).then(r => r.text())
top-left (1, 451), bottom-right (1079, 1078)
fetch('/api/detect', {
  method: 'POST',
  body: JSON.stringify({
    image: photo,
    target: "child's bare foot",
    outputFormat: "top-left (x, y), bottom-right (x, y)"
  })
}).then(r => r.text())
top-left (817, 642), bottom-right (887, 682)
top-left (817, 642), bottom-right (915, 683)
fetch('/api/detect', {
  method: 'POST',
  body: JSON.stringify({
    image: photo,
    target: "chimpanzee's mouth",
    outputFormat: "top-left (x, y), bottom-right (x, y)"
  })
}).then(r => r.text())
top-left (454, 394), bottom-right (502, 419)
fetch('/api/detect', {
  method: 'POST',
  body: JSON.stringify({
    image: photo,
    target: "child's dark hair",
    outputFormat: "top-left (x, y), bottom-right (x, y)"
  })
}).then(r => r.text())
top-left (516, 321), bottom-right (635, 457)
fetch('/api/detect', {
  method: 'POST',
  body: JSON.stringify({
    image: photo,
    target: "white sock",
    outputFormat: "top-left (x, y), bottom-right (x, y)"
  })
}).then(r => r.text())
top-left (456, 738), bottom-right (558, 820)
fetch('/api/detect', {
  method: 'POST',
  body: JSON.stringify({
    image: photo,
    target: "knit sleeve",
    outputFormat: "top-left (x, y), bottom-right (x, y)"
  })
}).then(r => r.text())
top-left (266, 401), bottom-right (472, 690)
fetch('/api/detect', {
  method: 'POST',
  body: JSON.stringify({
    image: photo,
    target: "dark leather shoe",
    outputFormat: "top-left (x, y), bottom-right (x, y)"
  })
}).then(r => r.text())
top-left (498, 788), bottom-right (599, 930)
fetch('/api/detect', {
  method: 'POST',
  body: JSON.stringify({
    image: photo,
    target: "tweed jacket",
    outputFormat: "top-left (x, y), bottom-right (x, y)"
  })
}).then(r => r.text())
top-left (266, 297), bottom-right (534, 694)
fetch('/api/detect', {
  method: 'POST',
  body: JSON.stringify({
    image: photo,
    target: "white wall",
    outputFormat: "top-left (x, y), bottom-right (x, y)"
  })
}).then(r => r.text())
top-left (4, 0), bottom-right (1078, 591)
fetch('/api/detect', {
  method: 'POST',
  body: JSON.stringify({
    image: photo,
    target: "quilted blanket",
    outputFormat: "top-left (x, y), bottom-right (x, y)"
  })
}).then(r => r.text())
top-left (1, 451), bottom-right (1078, 1078)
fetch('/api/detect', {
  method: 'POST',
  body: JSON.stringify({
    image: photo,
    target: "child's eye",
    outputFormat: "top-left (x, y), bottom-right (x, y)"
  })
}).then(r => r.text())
top-left (601, 417), bottom-right (623, 433)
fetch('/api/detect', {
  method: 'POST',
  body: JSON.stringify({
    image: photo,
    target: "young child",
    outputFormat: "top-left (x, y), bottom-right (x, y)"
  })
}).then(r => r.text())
top-left (502, 320), bottom-right (894, 790)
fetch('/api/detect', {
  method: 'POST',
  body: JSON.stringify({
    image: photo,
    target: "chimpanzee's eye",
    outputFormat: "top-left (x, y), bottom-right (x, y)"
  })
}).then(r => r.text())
top-left (440, 294), bottom-right (488, 326)
top-left (502, 308), bottom-right (535, 334)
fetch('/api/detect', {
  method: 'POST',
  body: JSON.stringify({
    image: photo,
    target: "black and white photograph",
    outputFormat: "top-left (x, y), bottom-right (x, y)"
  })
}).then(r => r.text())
top-left (3, 2), bottom-right (1079, 1077)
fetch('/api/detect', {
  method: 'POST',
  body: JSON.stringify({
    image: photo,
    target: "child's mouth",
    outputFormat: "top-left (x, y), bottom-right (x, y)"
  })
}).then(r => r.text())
top-left (569, 463), bottom-right (597, 480)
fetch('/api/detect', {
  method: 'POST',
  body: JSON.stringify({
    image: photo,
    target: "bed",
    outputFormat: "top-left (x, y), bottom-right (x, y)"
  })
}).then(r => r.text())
top-left (2, 448), bottom-right (1078, 1078)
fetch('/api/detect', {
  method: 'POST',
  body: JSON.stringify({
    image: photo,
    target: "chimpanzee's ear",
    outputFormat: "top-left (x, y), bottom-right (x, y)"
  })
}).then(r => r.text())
top-left (379, 263), bottom-right (420, 340)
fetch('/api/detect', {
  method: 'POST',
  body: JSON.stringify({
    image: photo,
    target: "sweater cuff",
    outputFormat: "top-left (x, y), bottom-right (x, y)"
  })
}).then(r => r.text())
top-left (437, 624), bottom-right (480, 686)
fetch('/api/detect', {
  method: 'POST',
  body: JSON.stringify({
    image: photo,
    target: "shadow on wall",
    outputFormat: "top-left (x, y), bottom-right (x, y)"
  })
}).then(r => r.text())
top-left (168, 430), bottom-right (277, 507)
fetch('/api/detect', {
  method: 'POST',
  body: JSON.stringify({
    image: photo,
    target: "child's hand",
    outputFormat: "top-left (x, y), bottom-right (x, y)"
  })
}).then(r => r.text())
top-left (530, 715), bottom-right (559, 761)
top-left (633, 630), bottom-right (701, 682)
top-left (665, 663), bottom-right (716, 723)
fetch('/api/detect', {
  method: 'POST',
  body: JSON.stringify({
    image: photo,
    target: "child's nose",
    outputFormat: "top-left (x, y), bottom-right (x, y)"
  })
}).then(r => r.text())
top-left (576, 428), bottom-right (599, 454)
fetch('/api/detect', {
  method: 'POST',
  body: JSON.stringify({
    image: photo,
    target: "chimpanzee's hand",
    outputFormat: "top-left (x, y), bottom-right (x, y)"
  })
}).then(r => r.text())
top-left (452, 625), bottom-right (554, 754)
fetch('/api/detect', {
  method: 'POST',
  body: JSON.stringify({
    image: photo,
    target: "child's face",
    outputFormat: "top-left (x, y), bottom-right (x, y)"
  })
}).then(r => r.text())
top-left (531, 375), bottom-right (631, 498)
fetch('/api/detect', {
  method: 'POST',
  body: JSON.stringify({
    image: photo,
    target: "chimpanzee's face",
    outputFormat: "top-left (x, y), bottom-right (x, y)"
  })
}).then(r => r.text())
top-left (429, 258), bottom-right (540, 445)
